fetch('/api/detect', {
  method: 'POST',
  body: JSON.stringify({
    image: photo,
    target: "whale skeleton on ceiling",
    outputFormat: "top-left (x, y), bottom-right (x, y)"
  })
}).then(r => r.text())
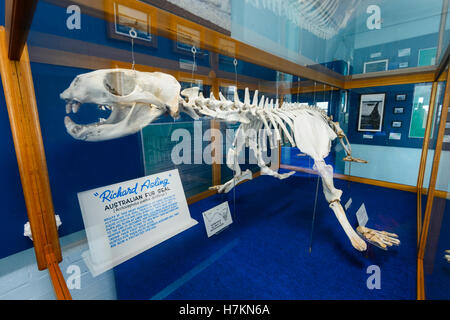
top-left (60, 68), bottom-right (400, 252)
top-left (244, 0), bottom-right (361, 40)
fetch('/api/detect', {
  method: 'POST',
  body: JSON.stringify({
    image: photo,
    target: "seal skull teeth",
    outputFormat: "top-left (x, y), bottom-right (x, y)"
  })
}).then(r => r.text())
top-left (65, 100), bottom-right (81, 114)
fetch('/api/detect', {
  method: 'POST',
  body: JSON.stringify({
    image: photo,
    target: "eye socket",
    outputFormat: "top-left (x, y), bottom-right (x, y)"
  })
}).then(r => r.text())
top-left (103, 71), bottom-right (136, 96)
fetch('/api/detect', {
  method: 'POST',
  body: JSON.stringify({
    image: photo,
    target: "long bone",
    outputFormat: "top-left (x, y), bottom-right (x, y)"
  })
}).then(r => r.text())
top-left (265, 99), bottom-right (281, 142)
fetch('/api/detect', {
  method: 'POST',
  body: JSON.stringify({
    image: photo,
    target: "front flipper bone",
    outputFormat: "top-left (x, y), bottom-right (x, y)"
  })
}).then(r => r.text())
top-left (343, 155), bottom-right (368, 163)
top-left (356, 226), bottom-right (400, 250)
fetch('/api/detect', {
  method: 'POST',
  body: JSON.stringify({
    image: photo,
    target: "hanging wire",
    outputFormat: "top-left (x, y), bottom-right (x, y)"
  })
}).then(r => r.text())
top-left (233, 58), bottom-right (238, 88)
top-left (191, 45), bottom-right (197, 88)
top-left (276, 72), bottom-right (279, 100)
top-left (309, 81), bottom-right (320, 253)
top-left (309, 81), bottom-right (317, 172)
top-left (232, 57), bottom-right (238, 221)
top-left (329, 85), bottom-right (333, 117)
top-left (309, 171), bottom-right (321, 253)
top-left (323, 83), bottom-right (326, 108)
top-left (129, 28), bottom-right (137, 72)
top-left (313, 81), bottom-right (317, 105)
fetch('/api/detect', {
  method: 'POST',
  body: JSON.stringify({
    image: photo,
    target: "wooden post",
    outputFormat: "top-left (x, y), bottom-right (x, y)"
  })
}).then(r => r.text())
top-left (0, 27), bottom-right (62, 271)
top-left (416, 81), bottom-right (438, 246)
top-left (5, 0), bottom-right (38, 60)
top-left (209, 53), bottom-right (221, 186)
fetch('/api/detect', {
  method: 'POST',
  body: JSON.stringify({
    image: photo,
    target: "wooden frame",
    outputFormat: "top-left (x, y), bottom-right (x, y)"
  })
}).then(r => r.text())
top-left (5, 0), bottom-right (38, 60)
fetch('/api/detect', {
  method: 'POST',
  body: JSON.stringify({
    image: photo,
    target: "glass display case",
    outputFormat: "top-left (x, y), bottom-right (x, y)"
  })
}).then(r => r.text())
top-left (0, 0), bottom-right (448, 301)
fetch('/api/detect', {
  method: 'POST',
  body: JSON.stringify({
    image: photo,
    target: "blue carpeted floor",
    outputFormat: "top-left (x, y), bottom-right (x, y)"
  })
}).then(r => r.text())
top-left (114, 173), bottom-right (418, 299)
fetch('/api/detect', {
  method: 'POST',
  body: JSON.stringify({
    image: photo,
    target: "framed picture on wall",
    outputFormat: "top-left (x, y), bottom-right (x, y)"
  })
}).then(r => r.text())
top-left (106, 1), bottom-right (157, 49)
top-left (363, 59), bottom-right (388, 74)
top-left (392, 121), bottom-right (402, 128)
top-left (174, 24), bottom-right (205, 56)
top-left (394, 107), bottom-right (404, 114)
top-left (357, 93), bottom-right (386, 132)
top-left (395, 94), bottom-right (407, 101)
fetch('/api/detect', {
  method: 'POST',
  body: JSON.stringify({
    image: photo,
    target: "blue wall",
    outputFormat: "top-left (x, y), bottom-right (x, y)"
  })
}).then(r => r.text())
top-left (347, 84), bottom-right (424, 149)
top-left (352, 34), bottom-right (439, 75)
top-left (0, 78), bottom-right (29, 258)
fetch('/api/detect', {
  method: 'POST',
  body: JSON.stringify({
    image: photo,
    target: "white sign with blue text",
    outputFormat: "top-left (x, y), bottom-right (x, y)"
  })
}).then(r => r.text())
top-left (78, 169), bottom-right (197, 277)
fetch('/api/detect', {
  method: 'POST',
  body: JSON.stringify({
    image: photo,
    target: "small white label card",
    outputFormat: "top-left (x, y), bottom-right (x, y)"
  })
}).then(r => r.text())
top-left (398, 48), bottom-right (411, 57)
top-left (345, 198), bottom-right (352, 210)
top-left (179, 58), bottom-right (197, 71)
top-left (202, 201), bottom-right (233, 237)
top-left (363, 134), bottom-right (374, 139)
top-left (370, 52), bottom-right (381, 58)
top-left (356, 203), bottom-right (369, 227)
top-left (389, 132), bottom-right (402, 140)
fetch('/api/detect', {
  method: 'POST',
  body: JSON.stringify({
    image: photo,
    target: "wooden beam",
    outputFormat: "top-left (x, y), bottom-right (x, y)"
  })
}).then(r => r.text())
top-left (344, 68), bottom-right (437, 89)
top-left (417, 258), bottom-right (425, 300)
top-left (416, 81), bottom-right (438, 245)
top-left (421, 188), bottom-right (450, 200)
top-left (5, 0), bottom-right (38, 60)
top-left (46, 248), bottom-right (72, 300)
top-left (0, 27), bottom-right (62, 270)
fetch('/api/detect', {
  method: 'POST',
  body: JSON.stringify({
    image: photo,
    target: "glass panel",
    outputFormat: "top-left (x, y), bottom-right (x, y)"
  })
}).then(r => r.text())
top-left (231, 1), bottom-right (449, 75)
top-left (439, 2), bottom-right (450, 63)
top-left (332, 83), bottom-right (433, 187)
top-left (141, 120), bottom-right (213, 198)
top-left (0, 79), bottom-right (55, 300)
top-left (423, 84), bottom-right (450, 300)
top-left (1, 0), bottom-right (442, 300)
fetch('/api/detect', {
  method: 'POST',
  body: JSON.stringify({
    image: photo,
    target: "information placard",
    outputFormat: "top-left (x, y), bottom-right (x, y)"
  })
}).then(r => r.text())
top-left (202, 202), bottom-right (232, 237)
top-left (78, 169), bottom-right (197, 276)
top-left (356, 203), bottom-right (369, 227)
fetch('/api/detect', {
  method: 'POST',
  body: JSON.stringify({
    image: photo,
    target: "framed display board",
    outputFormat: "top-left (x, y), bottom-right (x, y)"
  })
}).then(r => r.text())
top-left (363, 59), bottom-right (388, 73)
top-left (357, 93), bottom-right (386, 132)
top-left (107, 1), bottom-right (158, 48)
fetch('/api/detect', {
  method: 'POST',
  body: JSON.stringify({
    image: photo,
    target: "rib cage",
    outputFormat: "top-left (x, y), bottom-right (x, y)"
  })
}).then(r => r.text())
top-left (180, 86), bottom-right (338, 151)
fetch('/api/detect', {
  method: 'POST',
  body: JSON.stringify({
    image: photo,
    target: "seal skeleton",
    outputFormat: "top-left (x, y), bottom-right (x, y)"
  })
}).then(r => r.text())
top-left (60, 68), bottom-right (400, 251)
